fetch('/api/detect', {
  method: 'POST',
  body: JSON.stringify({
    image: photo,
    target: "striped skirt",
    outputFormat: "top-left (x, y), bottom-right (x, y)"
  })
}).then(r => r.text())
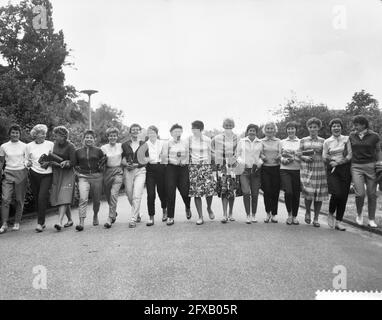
top-left (300, 156), bottom-right (328, 201)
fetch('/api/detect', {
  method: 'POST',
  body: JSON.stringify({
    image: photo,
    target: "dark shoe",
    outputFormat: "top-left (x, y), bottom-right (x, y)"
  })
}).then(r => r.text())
top-left (54, 224), bottom-right (62, 231)
top-left (64, 221), bottom-right (74, 228)
top-left (76, 225), bottom-right (84, 232)
top-left (136, 216), bottom-right (141, 223)
top-left (162, 209), bottom-right (168, 222)
top-left (111, 217), bottom-right (116, 224)
top-left (186, 209), bottom-right (192, 220)
top-left (305, 213), bottom-right (312, 225)
top-left (104, 222), bottom-right (112, 229)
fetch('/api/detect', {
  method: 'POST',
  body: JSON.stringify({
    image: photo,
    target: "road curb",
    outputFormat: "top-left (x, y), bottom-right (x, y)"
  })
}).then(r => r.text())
top-left (267, 191), bottom-right (382, 236)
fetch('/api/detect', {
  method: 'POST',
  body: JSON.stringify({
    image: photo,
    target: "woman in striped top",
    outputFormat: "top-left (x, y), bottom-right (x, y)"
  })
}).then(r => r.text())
top-left (211, 118), bottom-right (240, 223)
top-left (299, 118), bottom-right (328, 228)
top-left (261, 122), bottom-right (282, 223)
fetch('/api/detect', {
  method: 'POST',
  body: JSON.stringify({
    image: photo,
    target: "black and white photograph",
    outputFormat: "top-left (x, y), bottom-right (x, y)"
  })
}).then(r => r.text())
top-left (0, 0), bottom-right (382, 306)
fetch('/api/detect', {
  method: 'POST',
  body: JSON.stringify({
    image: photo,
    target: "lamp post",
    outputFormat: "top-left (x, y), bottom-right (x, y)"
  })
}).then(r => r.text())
top-left (80, 90), bottom-right (98, 130)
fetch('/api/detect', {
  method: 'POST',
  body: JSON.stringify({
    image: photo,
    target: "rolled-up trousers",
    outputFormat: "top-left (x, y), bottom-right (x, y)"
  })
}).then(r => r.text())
top-left (261, 166), bottom-right (281, 216)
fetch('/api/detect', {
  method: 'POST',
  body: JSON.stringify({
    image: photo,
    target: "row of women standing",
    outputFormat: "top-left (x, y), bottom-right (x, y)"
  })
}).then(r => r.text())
top-left (0, 115), bottom-right (381, 234)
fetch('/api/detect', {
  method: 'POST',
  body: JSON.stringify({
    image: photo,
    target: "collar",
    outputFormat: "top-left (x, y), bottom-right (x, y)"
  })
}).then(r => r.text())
top-left (245, 136), bottom-right (261, 143)
top-left (358, 129), bottom-right (368, 136)
top-left (286, 136), bottom-right (298, 141)
top-left (263, 136), bottom-right (278, 141)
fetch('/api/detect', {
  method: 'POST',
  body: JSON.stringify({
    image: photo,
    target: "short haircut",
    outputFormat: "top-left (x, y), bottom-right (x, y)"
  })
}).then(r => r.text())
top-left (352, 115), bottom-right (369, 129)
top-left (222, 118), bottom-right (235, 129)
top-left (306, 117), bottom-right (322, 129)
top-left (83, 129), bottom-right (96, 139)
top-left (106, 127), bottom-right (120, 137)
top-left (170, 124), bottom-right (183, 132)
top-left (328, 118), bottom-right (343, 130)
top-left (129, 123), bottom-right (142, 133)
top-left (285, 121), bottom-right (298, 131)
top-left (245, 124), bottom-right (259, 136)
top-left (262, 121), bottom-right (278, 135)
top-left (147, 125), bottom-right (159, 135)
top-left (192, 120), bottom-right (204, 131)
top-left (30, 124), bottom-right (48, 139)
top-left (53, 126), bottom-right (69, 139)
top-left (8, 124), bottom-right (21, 136)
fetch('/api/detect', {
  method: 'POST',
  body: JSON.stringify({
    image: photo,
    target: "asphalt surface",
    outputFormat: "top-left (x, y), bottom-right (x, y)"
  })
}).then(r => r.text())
top-left (0, 191), bottom-right (381, 300)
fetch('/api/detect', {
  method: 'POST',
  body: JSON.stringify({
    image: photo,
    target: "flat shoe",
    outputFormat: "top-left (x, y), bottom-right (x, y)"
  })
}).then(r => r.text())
top-left (64, 221), bottom-right (73, 228)
top-left (286, 217), bottom-right (293, 225)
top-left (196, 219), bottom-right (204, 225)
top-left (111, 217), bottom-right (116, 224)
top-left (146, 220), bottom-right (154, 227)
top-left (221, 218), bottom-right (228, 224)
top-left (271, 217), bottom-right (278, 223)
top-left (54, 224), bottom-right (62, 231)
top-left (292, 219), bottom-right (300, 225)
top-left (186, 209), bottom-right (192, 220)
top-left (76, 225), bottom-right (84, 232)
top-left (167, 219), bottom-right (174, 226)
top-left (305, 214), bottom-right (311, 225)
top-left (229, 217), bottom-right (235, 222)
top-left (129, 222), bottom-right (136, 228)
top-left (104, 222), bottom-right (112, 229)
top-left (313, 221), bottom-right (320, 228)
top-left (335, 225), bottom-right (346, 231)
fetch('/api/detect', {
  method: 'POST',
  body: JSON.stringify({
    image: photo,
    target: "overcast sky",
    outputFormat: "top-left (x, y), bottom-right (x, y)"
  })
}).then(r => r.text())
top-left (3, 0), bottom-right (382, 138)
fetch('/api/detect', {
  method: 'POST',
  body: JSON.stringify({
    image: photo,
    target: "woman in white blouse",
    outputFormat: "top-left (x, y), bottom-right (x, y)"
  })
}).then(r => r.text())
top-left (323, 119), bottom-right (352, 231)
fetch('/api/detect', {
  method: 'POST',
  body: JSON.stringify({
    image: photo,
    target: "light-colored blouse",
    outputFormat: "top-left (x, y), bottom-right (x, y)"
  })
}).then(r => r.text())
top-left (261, 137), bottom-right (282, 167)
top-left (323, 135), bottom-right (352, 164)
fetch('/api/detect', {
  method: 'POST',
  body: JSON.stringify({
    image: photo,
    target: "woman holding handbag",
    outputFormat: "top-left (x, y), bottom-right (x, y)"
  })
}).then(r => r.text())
top-left (237, 124), bottom-right (263, 224)
top-left (323, 119), bottom-right (352, 231)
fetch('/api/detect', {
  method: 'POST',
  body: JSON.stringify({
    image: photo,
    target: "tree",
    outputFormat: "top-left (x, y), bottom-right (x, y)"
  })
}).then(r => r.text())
top-left (0, 0), bottom-right (76, 138)
top-left (345, 90), bottom-right (382, 133)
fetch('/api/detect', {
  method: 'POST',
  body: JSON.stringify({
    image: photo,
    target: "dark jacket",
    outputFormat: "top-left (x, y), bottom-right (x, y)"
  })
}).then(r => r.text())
top-left (349, 130), bottom-right (381, 164)
top-left (74, 146), bottom-right (105, 174)
top-left (122, 140), bottom-right (149, 169)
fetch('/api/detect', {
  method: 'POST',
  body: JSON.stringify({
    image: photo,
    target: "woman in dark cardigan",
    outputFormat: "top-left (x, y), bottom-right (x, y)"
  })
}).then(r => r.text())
top-left (50, 126), bottom-right (76, 231)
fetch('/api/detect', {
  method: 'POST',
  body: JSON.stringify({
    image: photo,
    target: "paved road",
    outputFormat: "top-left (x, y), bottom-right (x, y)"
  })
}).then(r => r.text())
top-left (0, 191), bottom-right (381, 300)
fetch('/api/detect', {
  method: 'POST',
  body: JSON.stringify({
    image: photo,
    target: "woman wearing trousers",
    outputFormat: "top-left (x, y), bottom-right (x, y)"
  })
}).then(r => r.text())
top-left (261, 122), bottom-right (282, 223)
top-left (121, 124), bottom-right (147, 229)
top-left (349, 115), bottom-right (382, 228)
top-left (162, 124), bottom-right (191, 226)
top-left (280, 122), bottom-right (301, 225)
top-left (237, 124), bottom-right (264, 224)
top-left (101, 127), bottom-right (124, 229)
top-left (74, 130), bottom-right (105, 231)
top-left (323, 118), bottom-right (352, 231)
top-left (0, 125), bottom-right (28, 234)
top-left (25, 124), bottom-right (54, 233)
top-left (144, 126), bottom-right (167, 226)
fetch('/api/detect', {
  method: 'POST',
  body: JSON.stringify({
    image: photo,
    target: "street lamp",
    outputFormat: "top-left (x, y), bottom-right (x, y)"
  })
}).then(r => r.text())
top-left (80, 90), bottom-right (98, 130)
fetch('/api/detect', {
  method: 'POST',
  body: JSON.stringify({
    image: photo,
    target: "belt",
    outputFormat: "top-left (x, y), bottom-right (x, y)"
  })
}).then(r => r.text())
top-left (78, 169), bottom-right (101, 175)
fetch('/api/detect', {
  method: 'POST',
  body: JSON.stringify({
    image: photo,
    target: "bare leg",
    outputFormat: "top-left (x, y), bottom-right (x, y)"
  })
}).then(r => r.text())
top-left (228, 198), bottom-right (235, 219)
top-left (313, 201), bottom-right (322, 222)
top-left (304, 199), bottom-right (312, 224)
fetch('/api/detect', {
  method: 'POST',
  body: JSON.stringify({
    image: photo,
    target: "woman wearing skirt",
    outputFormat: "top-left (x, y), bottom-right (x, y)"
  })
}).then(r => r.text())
top-left (50, 126), bottom-right (76, 231)
top-left (211, 118), bottom-right (240, 223)
top-left (323, 118), bottom-right (352, 231)
top-left (188, 121), bottom-right (217, 225)
top-left (299, 118), bottom-right (328, 228)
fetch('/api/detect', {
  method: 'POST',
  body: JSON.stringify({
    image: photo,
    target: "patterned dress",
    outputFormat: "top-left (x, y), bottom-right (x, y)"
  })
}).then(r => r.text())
top-left (299, 136), bottom-right (328, 201)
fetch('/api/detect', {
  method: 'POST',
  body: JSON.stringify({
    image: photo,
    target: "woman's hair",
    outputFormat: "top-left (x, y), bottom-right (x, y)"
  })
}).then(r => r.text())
top-left (53, 126), bottom-right (69, 140)
top-left (170, 124), bottom-right (183, 132)
top-left (245, 124), bottom-right (259, 136)
top-left (8, 124), bottom-right (21, 136)
top-left (30, 124), bottom-right (48, 139)
top-left (83, 129), bottom-right (96, 139)
top-left (192, 120), bottom-right (204, 131)
top-left (352, 115), bottom-right (369, 129)
top-left (306, 117), bottom-right (322, 129)
top-left (147, 125), bottom-right (159, 135)
top-left (328, 118), bottom-right (343, 130)
top-left (262, 121), bottom-right (278, 135)
top-left (222, 118), bottom-right (235, 129)
top-left (106, 127), bottom-right (120, 137)
top-left (129, 123), bottom-right (142, 133)
top-left (285, 121), bottom-right (299, 131)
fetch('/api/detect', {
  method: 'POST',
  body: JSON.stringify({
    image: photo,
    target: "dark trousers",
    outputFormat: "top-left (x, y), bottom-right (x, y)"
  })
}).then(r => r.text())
top-left (280, 169), bottom-right (300, 217)
top-left (261, 166), bottom-right (280, 216)
top-left (166, 164), bottom-right (191, 219)
top-left (29, 170), bottom-right (53, 225)
top-left (328, 163), bottom-right (351, 221)
top-left (146, 163), bottom-right (167, 216)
